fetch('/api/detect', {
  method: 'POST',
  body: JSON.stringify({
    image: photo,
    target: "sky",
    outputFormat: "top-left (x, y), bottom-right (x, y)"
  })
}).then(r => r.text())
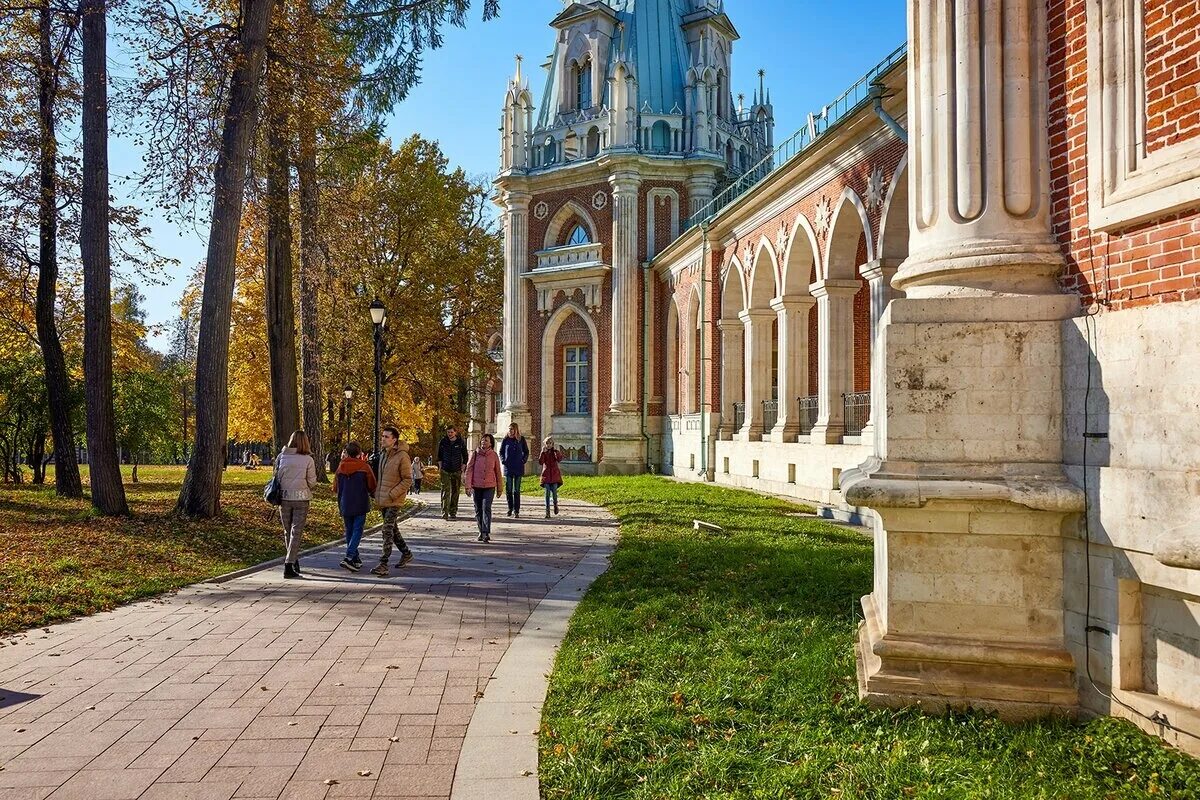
top-left (121, 0), bottom-right (906, 349)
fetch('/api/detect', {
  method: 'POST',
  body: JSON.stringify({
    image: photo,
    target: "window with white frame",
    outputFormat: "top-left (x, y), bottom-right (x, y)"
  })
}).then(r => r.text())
top-left (564, 346), bottom-right (591, 414)
top-left (576, 59), bottom-right (592, 110)
top-left (567, 224), bottom-right (590, 246)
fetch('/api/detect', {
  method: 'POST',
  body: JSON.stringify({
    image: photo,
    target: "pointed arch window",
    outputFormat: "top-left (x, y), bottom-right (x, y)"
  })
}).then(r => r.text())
top-left (576, 59), bottom-right (592, 110)
top-left (567, 224), bottom-right (590, 246)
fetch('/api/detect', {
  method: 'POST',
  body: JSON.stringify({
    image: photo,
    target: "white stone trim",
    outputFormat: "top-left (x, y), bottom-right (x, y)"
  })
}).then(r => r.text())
top-left (525, 260), bottom-right (610, 315)
top-left (1087, 0), bottom-right (1200, 230)
top-left (539, 300), bottom-right (599, 461)
top-left (823, 186), bottom-right (875, 282)
top-left (542, 199), bottom-right (600, 249)
top-left (645, 188), bottom-right (681, 259)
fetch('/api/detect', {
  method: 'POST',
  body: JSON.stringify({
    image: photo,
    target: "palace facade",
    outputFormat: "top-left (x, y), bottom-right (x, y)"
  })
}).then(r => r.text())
top-left (489, 0), bottom-right (1200, 755)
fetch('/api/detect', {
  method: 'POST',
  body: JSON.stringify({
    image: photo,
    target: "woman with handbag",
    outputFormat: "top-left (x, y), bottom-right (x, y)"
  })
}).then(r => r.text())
top-left (276, 430), bottom-right (318, 579)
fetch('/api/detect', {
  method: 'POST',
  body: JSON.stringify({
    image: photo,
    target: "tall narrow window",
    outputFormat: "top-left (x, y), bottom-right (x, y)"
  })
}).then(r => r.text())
top-left (564, 346), bottom-right (591, 414)
top-left (576, 59), bottom-right (592, 110)
top-left (567, 224), bottom-right (590, 246)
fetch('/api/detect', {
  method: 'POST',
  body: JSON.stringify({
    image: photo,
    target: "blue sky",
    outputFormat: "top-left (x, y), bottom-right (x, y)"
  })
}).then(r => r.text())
top-left (124, 0), bottom-right (905, 348)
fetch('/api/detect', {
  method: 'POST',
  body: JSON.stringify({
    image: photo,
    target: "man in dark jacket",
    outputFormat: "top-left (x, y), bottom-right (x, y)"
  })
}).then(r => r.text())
top-left (437, 425), bottom-right (469, 521)
top-left (333, 442), bottom-right (376, 571)
top-left (498, 423), bottom-right (529, 518)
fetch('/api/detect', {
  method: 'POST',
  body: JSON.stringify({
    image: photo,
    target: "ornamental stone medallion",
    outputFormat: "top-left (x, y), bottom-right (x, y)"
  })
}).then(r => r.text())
top-left (814, 196), bottom-right (831, 238)
top-left (533, 201), bottom-right (549, 220)
top-left (591, 191), bottom-right (608, 210)
top-left (866, 165), bottom-right (886, 210)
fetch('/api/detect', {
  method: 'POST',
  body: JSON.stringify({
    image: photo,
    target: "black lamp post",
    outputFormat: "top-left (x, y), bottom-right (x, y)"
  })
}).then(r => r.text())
top-left (343, 385), bottom-right (353, 446)
top-left (369, 299), bottom-right (386, 465)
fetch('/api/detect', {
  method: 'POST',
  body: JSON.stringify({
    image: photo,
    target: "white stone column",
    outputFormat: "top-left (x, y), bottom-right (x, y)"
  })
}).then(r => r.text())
top-left (857, 259), bottom-right (900, 445)
top-left (842, 0), bottom-right (1084, 721)
top-left (736, 309), bottom-right (773, 441)
top-left (769, 295), bottom-right (814, 442)
top-left (716, 317), bottom-right (742, 440)
top-left (686, 173), bottom-right (718, 219)
top-left (599, 172), bottom-right (644, 474)
top-left (498, 190), bottom-right (532, 436)
top-left (809, 280), bottom-right (858, 444)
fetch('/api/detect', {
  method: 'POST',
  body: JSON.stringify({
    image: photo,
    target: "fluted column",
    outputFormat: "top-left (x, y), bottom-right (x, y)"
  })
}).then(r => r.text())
top-left (609, 173), bottom-right (641, 412)
top-left (896, 0), bottom-right (1062, 298)
top-left (857, 259), bottom-right (900, 446)
top-left (809, 280), bottom-right (858, 444)
top-left (716, 317), bottom-right (742, 440)
top-left (769, 295), bottom-right (814, 441)
top-left (686, 173), bottom-right (718, 219)
top-left (737, 309), bottom-right (773, 441)
top-left (501, 191), bottom-right (530, 413)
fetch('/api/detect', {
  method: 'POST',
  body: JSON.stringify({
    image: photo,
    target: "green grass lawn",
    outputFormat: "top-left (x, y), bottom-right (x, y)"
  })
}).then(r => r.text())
top-left (0, 465), bottom-right (344, 636)
top-left (539, 475), bottom-right (1200, 799)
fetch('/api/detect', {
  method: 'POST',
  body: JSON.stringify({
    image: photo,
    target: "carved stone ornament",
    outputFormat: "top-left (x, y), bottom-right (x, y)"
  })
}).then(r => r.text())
top-left (814, 196), bottom-right (832, 238)
top-left (775, 222), bottom-right (788, 254)
top-left (592, 191), bottom-right (608, 210)
top-left (866, 165), bottom-right (886, 211)
top-left (533, 201), bottom-right (549, 220)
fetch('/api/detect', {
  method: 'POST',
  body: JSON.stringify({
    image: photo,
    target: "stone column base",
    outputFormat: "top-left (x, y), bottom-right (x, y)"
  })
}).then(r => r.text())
top-left (494, 408), bottom-right (532, 442)
top-left (599, 411), bottom-right (646, 475)
top-left (856, 593), bottom-right (1078, 721)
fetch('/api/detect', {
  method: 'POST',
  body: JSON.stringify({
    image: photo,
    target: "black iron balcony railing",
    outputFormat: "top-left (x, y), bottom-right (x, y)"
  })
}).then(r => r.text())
top-left (761, 399), bottom-right (779, 433)
top-left (797, 395), bottom-right (818, 436)
top-left (843, 391), bottom-right (871, 437)
top-left (733, 402), bottom-right (746, 432)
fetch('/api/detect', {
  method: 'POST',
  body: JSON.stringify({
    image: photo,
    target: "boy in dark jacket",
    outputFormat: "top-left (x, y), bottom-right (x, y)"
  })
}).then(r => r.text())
top-left (334, 442), bottom-right (376, 571)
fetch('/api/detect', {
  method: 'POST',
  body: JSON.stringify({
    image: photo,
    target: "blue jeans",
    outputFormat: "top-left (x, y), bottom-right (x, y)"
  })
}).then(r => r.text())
top-left (505, 474), bottom-right (522, 513)
top-left (473, 487), bottom-right (495, 538)
top-left (343, 513), bottom-right (366, 561)
top-left (544, 483), bottom-right (559, 512)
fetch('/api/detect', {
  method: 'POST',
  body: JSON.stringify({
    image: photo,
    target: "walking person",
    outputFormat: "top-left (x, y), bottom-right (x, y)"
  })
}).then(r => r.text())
top-left (539, 437), bottom-right (565, 518)
top-left (499, 423), bottom-right (529, 518)
top-left (372, 425), bottom-right (414, 577)
top-left (436, 425), bottom-right (469, 520)
top-left (334, 441), bottom-right (375, 572)
top-left (464, 434), bottom-right (503, 543)
top-left (276, 430), bottom-right (318, 579)
top-left (411, 453), bottom-right (424, 495)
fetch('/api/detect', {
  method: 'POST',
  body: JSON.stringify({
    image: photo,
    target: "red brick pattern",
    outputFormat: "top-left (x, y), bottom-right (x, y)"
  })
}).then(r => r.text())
top-left (853, 233), bottom-right (871, 393)
top-left (1144, 0), bottom-right (1200, 153)
top-left (1049, 0), bottom-right (1200, 309)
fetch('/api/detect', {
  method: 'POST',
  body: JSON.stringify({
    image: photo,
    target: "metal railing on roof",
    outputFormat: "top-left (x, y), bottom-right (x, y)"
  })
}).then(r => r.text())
top-left (684, 42), bottom-right (907, 231)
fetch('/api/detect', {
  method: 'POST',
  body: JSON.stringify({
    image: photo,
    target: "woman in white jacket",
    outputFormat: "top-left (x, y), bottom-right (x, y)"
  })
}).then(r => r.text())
top-left (276, 430), bottom-right (317, 579)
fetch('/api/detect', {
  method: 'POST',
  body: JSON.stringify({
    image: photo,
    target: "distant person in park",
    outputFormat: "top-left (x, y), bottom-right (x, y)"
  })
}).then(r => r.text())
top-left (334, 441), bottom-right (376, 573)
top-left (499, 423), bottom-right (529, 518)
top-left (372, 425), bottom-right (414, 577)
top-left (436, 425), bottom-right (469, 521)
top-left (411, 453), bottom-right (424, 495)
top-left (464, 433), bottom-right (503, 543)
top-left (326, 447), bottom-right (340, 474)
top-left (539, 437), bottom-right (565, 518)
top-left (276, 430), bottom-right (318, 580)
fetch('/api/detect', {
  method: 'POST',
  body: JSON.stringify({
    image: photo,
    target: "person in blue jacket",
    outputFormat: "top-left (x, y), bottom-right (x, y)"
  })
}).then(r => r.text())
top-left (333, 442), bottom-right (376, 572)
top-left (498, 423), bottom-right (529, 518)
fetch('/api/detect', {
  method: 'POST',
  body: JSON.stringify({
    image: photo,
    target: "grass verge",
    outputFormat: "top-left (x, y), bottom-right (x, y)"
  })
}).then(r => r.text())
top-left (0, 465), bottom-right (344, 636)
top-left (539, 475), bottom-right (1200, 799)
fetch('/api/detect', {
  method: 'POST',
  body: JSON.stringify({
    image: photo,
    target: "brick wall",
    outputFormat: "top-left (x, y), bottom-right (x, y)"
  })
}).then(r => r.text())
top-left (1049, 0), bottom-right (1200, 309)
top-left (853, 233), bottom-right (871, 392)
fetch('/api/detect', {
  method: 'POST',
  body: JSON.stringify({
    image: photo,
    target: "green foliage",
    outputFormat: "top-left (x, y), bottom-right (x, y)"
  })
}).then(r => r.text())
top-left (114, 365), bottom-right (175, 463)
top-left (540, 476), bottom-right (1200, 799)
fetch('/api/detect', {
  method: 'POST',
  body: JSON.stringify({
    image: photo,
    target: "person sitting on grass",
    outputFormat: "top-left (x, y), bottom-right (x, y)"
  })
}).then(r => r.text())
top-left (334, 441), bottom-right (376, 572)
top-left (538, 436), bottom-right (565, 518)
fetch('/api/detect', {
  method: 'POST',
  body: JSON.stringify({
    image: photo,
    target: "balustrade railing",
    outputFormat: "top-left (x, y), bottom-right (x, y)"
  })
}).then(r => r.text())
top-left (732, 402), bottom-right (746, 432)
top-left (843, 392), bottom-right (871, 437)
top-left (797, 395), bottom-right (818, 436)
top-left (761, 399), bottom-right (779, 433)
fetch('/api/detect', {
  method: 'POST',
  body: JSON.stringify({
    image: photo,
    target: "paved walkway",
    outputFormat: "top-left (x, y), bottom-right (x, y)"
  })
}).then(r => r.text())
top-left (0, 497), bottom-right (616, 800)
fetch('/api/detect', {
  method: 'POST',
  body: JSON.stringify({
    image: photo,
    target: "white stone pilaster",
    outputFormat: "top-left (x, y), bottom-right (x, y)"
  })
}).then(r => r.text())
top-left (769, 294), bottom-right (814, 441)
top-left (608, 173), bottom-right (641, 412)
top-left (716, 317), bottom-right (742, 440)
top-left (686, 173), bottom-right (718, 219)
top-left (809, 279), bottom-right (858, 444)
top-left (736, 309), bottom-right (773, 441)
top-left (500, 191), bottom-right (531, 436)
top-left (857, 259), bottom-right (900, 446)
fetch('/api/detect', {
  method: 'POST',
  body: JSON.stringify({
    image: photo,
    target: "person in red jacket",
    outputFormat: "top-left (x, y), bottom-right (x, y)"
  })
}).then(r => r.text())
top-left (538, 436), bottom-right (565, 518)
top-left (333, 442), bottom-right (376, 571)
top-left (464, 434), bottom-right (503, 542)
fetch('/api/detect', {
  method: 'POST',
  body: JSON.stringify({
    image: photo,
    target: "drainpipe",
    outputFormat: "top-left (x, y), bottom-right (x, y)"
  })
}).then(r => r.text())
top-left (641, 259), bottom-right (652, 473)
top-left (869, 81), bottom-right (907, 143)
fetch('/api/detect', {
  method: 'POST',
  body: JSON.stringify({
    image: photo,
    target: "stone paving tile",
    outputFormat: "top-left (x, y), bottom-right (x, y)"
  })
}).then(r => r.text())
top-left (0, 499), bottom-right (615, 799)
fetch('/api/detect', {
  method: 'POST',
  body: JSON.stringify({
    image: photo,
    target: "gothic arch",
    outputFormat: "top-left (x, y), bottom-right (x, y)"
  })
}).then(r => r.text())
top-left (824, 187), bottom-right (875, 281)
top-left (721, 255), bottom-right (747, 316)
top-left (877, 155), bottom-right (909, 262)
top-left (543, 200), bottom-right (599, 250)
top-left (686, 284), bottom-right (703, 413)
top-left (540, 300), bottom-right (599, 462)
top-left (748, 238), bottom-right (777, 310)
top-left (665, 294), bottom-right (680, 415)
top-left (783, 214), bottom-right (820, 295)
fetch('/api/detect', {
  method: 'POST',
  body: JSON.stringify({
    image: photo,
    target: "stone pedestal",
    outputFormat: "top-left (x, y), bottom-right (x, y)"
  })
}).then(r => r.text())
top-left (599, 410), bottom-right (645, 475)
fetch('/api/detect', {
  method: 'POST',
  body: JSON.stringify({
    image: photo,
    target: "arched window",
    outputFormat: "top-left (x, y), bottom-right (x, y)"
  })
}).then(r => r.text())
top-left (576, 59), bottom-right (592, 110)
top-left (651, 120), bottom-right (671, 152)
top-left (543, 136), bottom-right (556, 166)
top-left (567, 224), bottom-right (590, 246)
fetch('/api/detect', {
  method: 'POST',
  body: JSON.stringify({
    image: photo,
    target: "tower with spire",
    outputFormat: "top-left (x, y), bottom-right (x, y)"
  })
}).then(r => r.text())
top-left (494, 0), bottom-right (775, 475)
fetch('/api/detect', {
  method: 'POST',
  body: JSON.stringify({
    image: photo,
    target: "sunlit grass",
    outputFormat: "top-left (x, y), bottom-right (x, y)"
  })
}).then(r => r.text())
top-left (538, 475), bottom-right (1200, 799)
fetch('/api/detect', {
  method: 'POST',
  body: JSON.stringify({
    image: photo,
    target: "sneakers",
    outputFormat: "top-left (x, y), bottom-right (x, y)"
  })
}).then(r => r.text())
top-left (476, 533), bottom-right (490, 543)
top-left (554, 504), bottom-right (559, 515)
top-left (395, 551), bottom-right (414, 568)
top-left (443, 512), bottom-right (449, 520)
top-left (506, 509), bottom-right (513, 517)
top-left (545, 510), bottom-right (551, 518)
top-left (283, 563), bottom-right (299, 579)
top-left (340, 557), bottom-right (360, 572)
top-left (370, 564), bottom-right (389, 577)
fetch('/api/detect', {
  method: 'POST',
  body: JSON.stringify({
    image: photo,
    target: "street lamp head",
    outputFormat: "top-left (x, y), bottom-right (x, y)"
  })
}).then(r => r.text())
top-left (369, 298), bottom-right (386, 326)
top-left (344, 385), bottom-right (353, 400)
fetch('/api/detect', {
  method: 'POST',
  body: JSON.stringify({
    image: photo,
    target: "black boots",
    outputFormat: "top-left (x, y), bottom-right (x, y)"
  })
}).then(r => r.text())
top-left (283, 562), bottom-right (300, 579)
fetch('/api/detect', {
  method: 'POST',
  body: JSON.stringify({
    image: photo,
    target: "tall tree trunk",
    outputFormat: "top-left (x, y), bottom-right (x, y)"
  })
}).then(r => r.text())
top-left (80, 0), bottom-right (128, 515)
top-left (31, 426), bottom-right (47, 484)
top-left (297, 115), bottom-right (326, 481)
top-left (177, 0), bottom-right (277, 518)
top-left (35, 2), bottom-right (82, 499)
top-left (264, 62), bottom-right (300, 453)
